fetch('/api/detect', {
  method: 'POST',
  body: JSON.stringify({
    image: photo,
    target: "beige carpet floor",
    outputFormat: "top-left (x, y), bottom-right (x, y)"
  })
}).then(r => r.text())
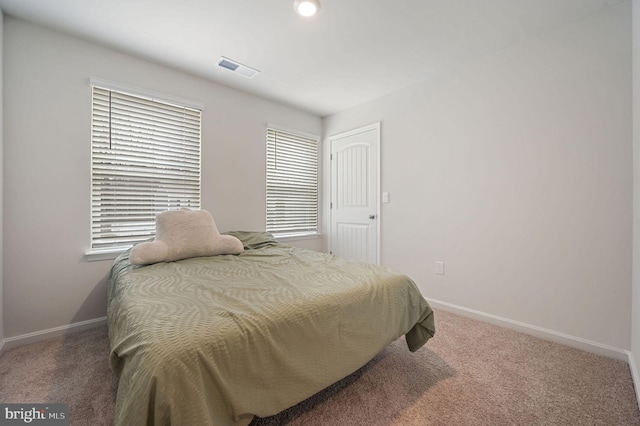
top-left (1, 309), bottom-right (639, 425)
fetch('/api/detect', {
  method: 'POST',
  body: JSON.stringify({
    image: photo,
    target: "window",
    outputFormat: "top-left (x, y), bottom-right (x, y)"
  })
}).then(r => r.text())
top-left (266, 127), bottom-right (319, 237)
top-left (90, 82), bottom-right (202, 252)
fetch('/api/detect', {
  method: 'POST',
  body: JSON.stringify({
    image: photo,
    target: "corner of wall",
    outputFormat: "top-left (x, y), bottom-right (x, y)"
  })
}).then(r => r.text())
top-left (631, 0), bottom-right (640, 409)
top-left (0, 7), bottom-right (5, 356)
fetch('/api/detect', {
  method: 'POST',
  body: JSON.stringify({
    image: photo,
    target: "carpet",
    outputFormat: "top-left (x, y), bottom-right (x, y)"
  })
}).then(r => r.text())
top-left (1, 309), bottom-right (638, 425)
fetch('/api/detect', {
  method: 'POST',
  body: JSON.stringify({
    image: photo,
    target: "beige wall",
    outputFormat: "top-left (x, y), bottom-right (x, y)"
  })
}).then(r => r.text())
top-left (0, 9), bottom-right (4, 347)
top-left (324, 3), bottom-right (632, 350)
top-left (632, 0), bottom-right (640, 398)
top-left (2, 17), bottom-right (321, 338)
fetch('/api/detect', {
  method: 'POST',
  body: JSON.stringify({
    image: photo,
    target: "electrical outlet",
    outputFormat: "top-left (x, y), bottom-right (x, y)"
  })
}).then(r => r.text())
top-left (435, 261), bottom-right (445, 275)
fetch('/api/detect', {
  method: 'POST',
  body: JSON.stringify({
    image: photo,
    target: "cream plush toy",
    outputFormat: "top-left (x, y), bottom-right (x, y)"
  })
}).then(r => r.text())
top-left (129, 208), bottom-right (244, 265)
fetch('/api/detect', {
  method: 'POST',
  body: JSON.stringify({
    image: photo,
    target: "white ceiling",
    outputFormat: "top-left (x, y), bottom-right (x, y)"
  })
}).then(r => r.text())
top-left (0, 0), bottom-right (627, 117)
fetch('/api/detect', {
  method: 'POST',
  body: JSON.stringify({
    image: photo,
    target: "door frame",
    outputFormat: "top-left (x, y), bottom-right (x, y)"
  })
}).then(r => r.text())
top-left (328, 122), bottom-right (381, 264)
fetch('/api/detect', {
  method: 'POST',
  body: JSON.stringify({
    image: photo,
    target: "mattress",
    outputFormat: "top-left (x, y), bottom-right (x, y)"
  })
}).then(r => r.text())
top-left (107, 231), bottom-right (435, 425)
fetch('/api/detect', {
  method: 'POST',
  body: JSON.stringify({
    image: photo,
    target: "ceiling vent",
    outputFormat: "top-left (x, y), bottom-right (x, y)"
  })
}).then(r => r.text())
top-left (217, 57), bottom-right (260, 79)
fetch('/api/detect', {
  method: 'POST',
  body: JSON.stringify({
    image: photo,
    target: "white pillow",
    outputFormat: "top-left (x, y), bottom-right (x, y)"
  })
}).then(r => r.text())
top-left (129, 209), bottom-right (244, 265)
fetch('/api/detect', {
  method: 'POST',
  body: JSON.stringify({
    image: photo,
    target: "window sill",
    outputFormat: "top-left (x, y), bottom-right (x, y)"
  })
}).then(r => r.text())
top-left (85, 247), bottom-right (129, 262)
top-left (85, 234), bottom-right (323, 261)
top-left (274, 233), bottom-right (322, 242)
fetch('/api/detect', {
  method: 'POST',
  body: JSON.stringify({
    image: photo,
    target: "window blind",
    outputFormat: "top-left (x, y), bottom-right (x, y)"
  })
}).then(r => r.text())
top-left (266, 128), bottom-right (318, 236)
top-left (91, 86), bottom-right (202, 250)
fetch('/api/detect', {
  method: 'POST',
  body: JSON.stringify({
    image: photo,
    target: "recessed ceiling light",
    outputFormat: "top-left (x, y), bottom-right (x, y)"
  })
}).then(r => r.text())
top-left (294, 0), bottom-right (320, 17)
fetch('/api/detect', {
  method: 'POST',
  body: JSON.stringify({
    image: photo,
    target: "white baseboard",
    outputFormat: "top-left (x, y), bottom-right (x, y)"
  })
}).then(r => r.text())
top-left (628, 352), bottom-right (640, 408)
top-left (0, 316), bottom-right (107, 356)
top-left (427, 298), bottom-right (631, 362)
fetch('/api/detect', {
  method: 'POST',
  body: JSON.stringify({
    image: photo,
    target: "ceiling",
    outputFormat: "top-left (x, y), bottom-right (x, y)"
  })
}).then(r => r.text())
top-left (0, 0), bottom-right (626, 117)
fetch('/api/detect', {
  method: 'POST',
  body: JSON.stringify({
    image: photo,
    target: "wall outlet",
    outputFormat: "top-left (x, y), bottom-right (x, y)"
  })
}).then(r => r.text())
top-left (435, 261), bottom-right (445, 275)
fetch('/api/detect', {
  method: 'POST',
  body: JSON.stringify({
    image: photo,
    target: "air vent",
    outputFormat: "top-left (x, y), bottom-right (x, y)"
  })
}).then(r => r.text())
top-left (217, 57), bottom-right (260, 79)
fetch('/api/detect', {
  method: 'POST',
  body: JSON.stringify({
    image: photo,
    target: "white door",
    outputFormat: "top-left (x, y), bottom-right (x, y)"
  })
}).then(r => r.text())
top-left (329, 123), bottom-right (380, 264)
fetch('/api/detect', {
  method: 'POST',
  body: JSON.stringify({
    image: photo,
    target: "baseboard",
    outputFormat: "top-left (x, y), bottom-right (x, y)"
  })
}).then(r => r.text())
top-left (427, 298), bottom-right (630, 362)
top-left (628, 352), bottom-right (640, 409)
top-left (0, 316), bottom-right (107, 356)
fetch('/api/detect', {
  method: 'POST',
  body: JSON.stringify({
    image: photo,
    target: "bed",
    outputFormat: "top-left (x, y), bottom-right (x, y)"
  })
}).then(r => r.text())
top-left (107, 230), bottom-right (435, 426)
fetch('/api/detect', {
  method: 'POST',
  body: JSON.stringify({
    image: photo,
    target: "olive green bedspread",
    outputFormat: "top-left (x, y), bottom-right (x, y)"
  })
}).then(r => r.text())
top-left (107, 232), bottom-right (435, 426)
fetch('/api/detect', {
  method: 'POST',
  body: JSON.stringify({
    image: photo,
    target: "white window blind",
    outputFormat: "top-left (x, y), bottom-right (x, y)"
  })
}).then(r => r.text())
top-left (91, 85), bottom-right (202, 251)
top-left (266, 128), bottom-right (318, 237)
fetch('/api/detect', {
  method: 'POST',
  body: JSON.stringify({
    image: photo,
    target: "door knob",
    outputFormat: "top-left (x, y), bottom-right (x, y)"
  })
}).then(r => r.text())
top-left (369, 214), bottom-right (376, 220)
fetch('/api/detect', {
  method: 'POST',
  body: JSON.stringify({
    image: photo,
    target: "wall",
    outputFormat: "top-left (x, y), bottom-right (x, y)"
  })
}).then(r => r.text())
top-left (0, 9), bottom-right (4, 350)
top-left (324, 3), bottom-right (632, 351)
top-left (3, 17), bottom-right (321, 338)
top-left (632, 0), bottom-right (640, 399)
